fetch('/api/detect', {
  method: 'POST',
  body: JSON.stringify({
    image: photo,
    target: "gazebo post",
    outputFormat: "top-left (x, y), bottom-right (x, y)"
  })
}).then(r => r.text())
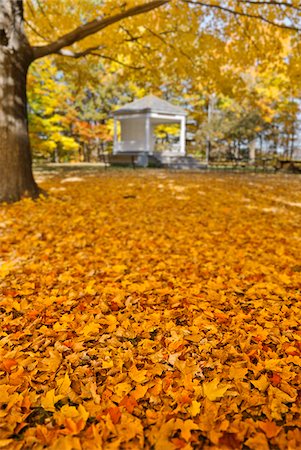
top-left (145, 114), bottom-right (151, 153)
top-left (180, 117), bottom-right (186, 155)
top-left (113, 118), bottom-right (118, 155)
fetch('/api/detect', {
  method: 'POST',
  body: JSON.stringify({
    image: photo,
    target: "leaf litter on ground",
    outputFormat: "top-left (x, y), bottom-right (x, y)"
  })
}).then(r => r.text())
top-left (0, 170), bottom-right (300, 449)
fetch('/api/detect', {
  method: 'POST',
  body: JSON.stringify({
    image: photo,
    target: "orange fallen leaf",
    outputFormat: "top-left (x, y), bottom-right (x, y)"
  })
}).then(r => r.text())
top-left (170, 437), bottom-right (187, 448)
top-left (108, 406), bottom-right (121, 424)
top-left (258, 421), bottom-right (282, 438)
top-left (269, 372), bottom-right (282, 386)
top-left (119, 394), bottom-right (138, 413)
top-left (2, 359), bottom-right (17, 372)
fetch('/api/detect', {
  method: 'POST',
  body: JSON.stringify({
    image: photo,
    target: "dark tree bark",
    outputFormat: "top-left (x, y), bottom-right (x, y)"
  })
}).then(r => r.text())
top-left (0, 0), bottom-right (39, 202)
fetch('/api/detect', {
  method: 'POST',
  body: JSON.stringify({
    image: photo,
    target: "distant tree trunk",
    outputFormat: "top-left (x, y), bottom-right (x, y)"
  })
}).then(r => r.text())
top-left (289, 130), bottom-right (295, 159)
top-left (0, 1), bottom-right (39, 202)
top-left (52, 147), bottom-right (59, 163)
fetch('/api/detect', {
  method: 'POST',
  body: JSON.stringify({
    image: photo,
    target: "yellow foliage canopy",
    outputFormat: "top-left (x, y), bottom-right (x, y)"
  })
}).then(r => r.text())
top-left (0, 171), bottom-right (301, 449)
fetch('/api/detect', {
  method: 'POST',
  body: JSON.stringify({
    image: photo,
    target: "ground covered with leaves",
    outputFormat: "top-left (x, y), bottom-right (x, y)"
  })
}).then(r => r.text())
top-left (0, 170), bottom-right (301, 450)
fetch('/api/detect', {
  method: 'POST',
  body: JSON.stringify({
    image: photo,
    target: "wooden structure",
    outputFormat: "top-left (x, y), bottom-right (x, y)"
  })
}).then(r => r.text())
top-left (112, 95), bottom-right (187, 166)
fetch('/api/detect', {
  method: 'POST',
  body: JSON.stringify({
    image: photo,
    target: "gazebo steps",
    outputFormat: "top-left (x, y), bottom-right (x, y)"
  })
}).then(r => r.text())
top-left (108, 152), bottom-right (204, 169)
top-left (153, 154), bottom-right (203, 170)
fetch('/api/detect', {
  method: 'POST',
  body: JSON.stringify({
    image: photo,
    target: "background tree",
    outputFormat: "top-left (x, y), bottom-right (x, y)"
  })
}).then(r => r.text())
top-left (27, 58), bottom-right (79, 162)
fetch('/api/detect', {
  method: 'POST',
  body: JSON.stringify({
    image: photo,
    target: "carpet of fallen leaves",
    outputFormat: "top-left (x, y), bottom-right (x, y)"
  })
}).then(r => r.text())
top-left (0, 170), bottom-right (301, 450)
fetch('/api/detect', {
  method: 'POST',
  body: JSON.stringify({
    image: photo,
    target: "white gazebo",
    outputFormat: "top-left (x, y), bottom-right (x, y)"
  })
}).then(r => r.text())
top-left (113, 95), bottom-right (187, 165)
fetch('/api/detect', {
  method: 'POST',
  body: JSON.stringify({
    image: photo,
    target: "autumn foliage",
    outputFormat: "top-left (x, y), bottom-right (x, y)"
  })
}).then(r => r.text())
top-left (0, 170), bottom-right (301, 449)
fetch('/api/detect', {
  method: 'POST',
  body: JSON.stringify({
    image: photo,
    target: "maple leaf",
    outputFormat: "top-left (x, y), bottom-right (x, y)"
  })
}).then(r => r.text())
top-left (119, 394), bottom-right (138, 413)
top-left (41, 389), bottom-right (63, 412)
top-left (258, 421), bottom-right (282, 439)
top-left (250, 375), bottom-right (270, 392)
top-left (114, 382), bottom-right (132, 398)
top-left (129, 365), bottom-right (148, 384)
top-left (202, 378), bottom-right (230, 401)
top-left (108, 406), bottom-right (121, 425)
top-left (81, 321), bottom-right (100, 337)
top-left (190, 400), bottom-right (201, 417)
top-left (175, 419), bottom-right (199, 442)
top-left (132, 384), bottom-right (148, 400)
top-left (154, 420), bottom-right (178, 450)
top-left (56, 373), bottom-right (71, 396)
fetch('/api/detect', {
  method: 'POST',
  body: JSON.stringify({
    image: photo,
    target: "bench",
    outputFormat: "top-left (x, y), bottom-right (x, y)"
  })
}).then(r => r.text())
top-left (275, 159), bottom-right (301, 172)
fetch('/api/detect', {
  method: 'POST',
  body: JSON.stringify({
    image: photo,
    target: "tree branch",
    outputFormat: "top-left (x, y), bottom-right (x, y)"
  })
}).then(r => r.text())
top-left (55, 45), bottom-right (105, 59)
top-left (54, 46), bottom-right (144, 70)
top-left (90, 52), bottom-right (145, 70)
top-left (144, 26), bottom-right (194, 62)
top-left (184, 0), bottom-right (301, 31)
top-left (32, 0), bottom-right (170, 60)
top-left (236, 1), bottom-right (301, 13)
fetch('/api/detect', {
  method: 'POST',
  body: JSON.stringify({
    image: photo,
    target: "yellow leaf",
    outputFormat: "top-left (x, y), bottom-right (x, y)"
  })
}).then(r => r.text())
top-left (59, 405), bottom-right (78, 419)
top-left (202, 378), bottom-right (229, 401)
top-left (251, 375), bottom-right (269, 392)
top-left (114, 382), bottom-right (132, 398)
top-left (53, 322), bottom-right (68, 332)
top-left (155, 419), bottom-right (177, 450)
top-left (175, 419), bottom-right (199, 441)
top-left (190, 400), bottom-right (201, 417)
top-left (50, 436), bottom-right (82, 450)
top-left (41, 389), bottom-right (63, 412)
top-left (85, 281), bottom-right (96, 295)
top-left (0, 385), bottom-right (11, 403)
top-left (56, 372), bottom-right (71, 395)
top-left (104, 314), bottom-right (117, 332)
top-left (0, 440), bottom-right (13, 448)
top-left (82, 322), bottom-right (100, 337)
top-left (102, 359), bottom-right (114, 369)
top-left (78, 404), bottom-right (89, 423)
top-left (129, 365), bottom-right (148, 384)
top-left (229, 366), bottom-right (248, 380)
top-left (112, 264), bottom-right (128, 273)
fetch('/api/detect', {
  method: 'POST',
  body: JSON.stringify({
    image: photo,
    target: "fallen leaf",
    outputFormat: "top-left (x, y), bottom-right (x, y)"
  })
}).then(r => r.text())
top-left (203, 378), bottom-right (230, 401)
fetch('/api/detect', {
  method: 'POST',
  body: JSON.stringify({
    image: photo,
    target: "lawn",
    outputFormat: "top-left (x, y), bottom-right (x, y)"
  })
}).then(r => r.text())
top-left (0, 170), bottom-right (300, 449)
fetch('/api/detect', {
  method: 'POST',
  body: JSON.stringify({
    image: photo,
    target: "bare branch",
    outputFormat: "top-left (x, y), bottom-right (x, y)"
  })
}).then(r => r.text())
top-left (236, 1), bottom-right (301, 13)
top-left (120, 26), bottom-right (143, 42)
top-left (90, 52), bottom-right (144, 70)
top-left (184, 0), bottom-right (301, 31)
top-left (144, 26), bottom-right (194, 62)
top-left (32, 0), bottom-right (170, 60)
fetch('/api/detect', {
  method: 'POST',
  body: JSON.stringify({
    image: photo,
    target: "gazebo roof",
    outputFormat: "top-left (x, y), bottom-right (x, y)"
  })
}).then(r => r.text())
top-left (114, 94), bottom-right (187, 116)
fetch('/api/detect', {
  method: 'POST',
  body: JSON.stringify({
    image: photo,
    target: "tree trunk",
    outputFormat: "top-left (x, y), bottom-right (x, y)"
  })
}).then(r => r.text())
top-left (0, 0), bottom-right (39, 202)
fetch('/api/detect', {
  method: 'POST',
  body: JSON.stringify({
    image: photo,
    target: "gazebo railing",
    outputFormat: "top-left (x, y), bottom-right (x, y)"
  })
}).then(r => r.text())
top-left (154, 142), bottom-right (181, 153)
top-left (115, 140), bottom-right (146, 152)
